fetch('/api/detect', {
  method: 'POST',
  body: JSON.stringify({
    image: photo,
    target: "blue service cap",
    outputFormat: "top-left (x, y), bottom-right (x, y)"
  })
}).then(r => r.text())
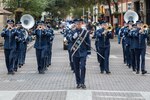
top-left (73, 19), bottom-right (83, 23)
top-left (127, 20), bottom-right (134, 24)
top-left (37, 20), bottom-right (44, 25)
top-left (7, 19), bottom-right (14, 24)
top-left (16, 21), bottom-right (22, 25)
top-left (101, 20), bottom-right (107, 24)
top-left (98, 21), bottom-right (103, 25)
top-left (69, 21), bottom-right (74, 24)
top-left (132, 24), bottom-right (136, 27)
top-left (136, 20), bottom-right (143, 24)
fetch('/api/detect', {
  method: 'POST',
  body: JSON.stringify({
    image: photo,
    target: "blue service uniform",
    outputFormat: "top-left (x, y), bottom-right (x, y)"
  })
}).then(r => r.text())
top-left (94, 30), bottom-right (101, 63)
top-left (119, 27), bottom-right (127, 64)
top-left (71, 28), bottom-right (91, 85)
top-left (15, 28), bottom-right (28, 69)
top-left (96, 28), bottom-right (112, 73)
top-left (124, 27), bottom-right (132, 68)
top-left (129, 28), bottom-right (139, 71)
top-left (66, 28), bottom-right (75, 71)
top-left (132, 28), bottom-right (148, 72)
top-left (1, 28), bottom-right (18, 73)
top-left (32, 29), bottom-right (51, 73)
top-left (46, 28), bottom-right (54, 67)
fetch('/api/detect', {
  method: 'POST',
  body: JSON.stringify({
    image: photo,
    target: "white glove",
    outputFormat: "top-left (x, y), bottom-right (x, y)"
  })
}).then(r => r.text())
top-left (87, 55), bottom-right (91, 59)
top-left (73, 32), bottom-right (78, 39)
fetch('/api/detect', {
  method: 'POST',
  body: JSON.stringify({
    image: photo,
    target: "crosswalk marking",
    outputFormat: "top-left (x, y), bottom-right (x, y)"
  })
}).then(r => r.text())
top-left (0, 91), bottom-right (18, 100)
top-left (0, 90), bottom-right (150, 100)
top-left (66, 90), bottom-right (92, 100)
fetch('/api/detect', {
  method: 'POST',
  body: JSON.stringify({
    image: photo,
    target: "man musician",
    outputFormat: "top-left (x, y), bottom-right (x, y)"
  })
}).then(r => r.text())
top-left (1, 20), bottom-right (18, 75)
top-left (14, 21), bottom-right (29, 71)
top-left (70, 19), bottom-right (91, 89)
top-left (32, 21), bottom-right (51, 74)
top-left (130, 21), bottom-right (148, 74)
top-left (95, 21), bottom-right (113, 74)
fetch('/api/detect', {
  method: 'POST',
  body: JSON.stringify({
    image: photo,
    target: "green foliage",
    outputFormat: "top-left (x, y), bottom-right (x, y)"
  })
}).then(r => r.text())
top-left (4, 0), bottom-right (116, 21)
top-left (4, 0), bottom-right (49, 17)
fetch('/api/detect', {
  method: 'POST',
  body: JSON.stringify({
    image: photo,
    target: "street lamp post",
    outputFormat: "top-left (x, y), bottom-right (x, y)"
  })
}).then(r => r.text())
top-left (15, 0), bottom-right (24, 23)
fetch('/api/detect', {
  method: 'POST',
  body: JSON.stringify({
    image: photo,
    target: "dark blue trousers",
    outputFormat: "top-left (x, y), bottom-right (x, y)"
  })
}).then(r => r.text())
top-left (14, 50), bottom-right (19, 70)
top-left (22, 43), bottom-right (27, 64)
top-left (4, 49), bottom-right (16, 72)
top-left (48, 43), bottom-right (52, 65)
top-left (68, 50), bottom-right (74, 70)
top-left (122, 43), bottom-right (126, 63)
top-left (73, 56), bottom-right (86, 84)
top-left (95, 44), bottom-right (100, 63)
top-left (99, 47), bottom-right (110, 72)
top-left (126, 46), bottom-right (131, 66)
top-left (36, 48), bottom-right (47, 72)
top-left (135, 48), bottom-right (146, 72)
top-left (130, 49), bottom-right (136, 71)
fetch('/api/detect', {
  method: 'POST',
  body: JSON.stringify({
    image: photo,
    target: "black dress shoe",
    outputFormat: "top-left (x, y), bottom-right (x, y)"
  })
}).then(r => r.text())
top-left (106, 71), bottom-right (111, 74)
top-left (76, 84), bottom-right (81, 89)
top-left (142, 70), bottom-right (147, 75)
top-left (81, 84), bottom-right (86, 89)
top-left (14, 69), bottom-right (17, 72)
top-left (8, 71), bottom-right (15, 75)
top-left (101, 71), bottom-right (104, 74)
top-left (39, 71), bottom-right (45, 74)
top-left (19, 65), bottom-right (22, 68)
top-left (133, 69), bottom-right (136, 72)
top-left (45, 67), bottom-right (48, 71)
top-left (136, 71), bottom-right (139, 74)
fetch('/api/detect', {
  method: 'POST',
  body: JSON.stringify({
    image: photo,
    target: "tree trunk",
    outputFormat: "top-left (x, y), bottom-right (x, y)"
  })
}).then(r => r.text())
top-left (106, 0), bottom-right (113, 25)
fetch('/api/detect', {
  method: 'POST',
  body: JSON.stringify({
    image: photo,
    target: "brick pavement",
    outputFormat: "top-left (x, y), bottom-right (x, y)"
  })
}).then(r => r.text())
top-left (0, 31), bottom-right (150, 100)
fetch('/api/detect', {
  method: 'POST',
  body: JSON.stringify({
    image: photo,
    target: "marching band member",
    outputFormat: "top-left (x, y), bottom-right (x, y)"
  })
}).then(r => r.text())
top-left (15, 22), bottom-right (28, 71)
top-left (94, 21), bottom-right (102, 63)
top-left (134, 21), bottom-right (148, 74)
top-left (118, 22), bottom-right (128, 64)
top-left (124, 21), bottom-right (133, 69)
top-left (1, 19), bottom-right (18, 75)
top-left (46, 24), bottom-right (54, 67)
top-left (66, 22), bottom-right (76, 72)
top-left (95, 21), bottom-right (113, 74)
top-left (32, 21), bottom-right (51, 74)
top-left (70, 19), bottom-right (91, 89)
top-left (129, 23), bottom-right (137, 72)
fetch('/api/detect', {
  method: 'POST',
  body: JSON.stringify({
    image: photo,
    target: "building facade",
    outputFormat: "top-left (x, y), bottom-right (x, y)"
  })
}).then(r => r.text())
top-left (0, 0), bottom-right (12, 47)
top-left (132, 0), bottom-right (150, 25)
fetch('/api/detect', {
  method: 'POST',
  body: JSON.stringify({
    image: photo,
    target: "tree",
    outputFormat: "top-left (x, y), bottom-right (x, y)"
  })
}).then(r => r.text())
top-left (4, 0), bottom-right (49, 17)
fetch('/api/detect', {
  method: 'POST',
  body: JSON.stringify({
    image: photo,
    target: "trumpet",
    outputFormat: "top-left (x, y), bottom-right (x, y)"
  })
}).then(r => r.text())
top-left (139, 24), bottom-right (149, 34)
top-left (7, 26), bottom-right (13, 30)
top-left (107, 25), bottom-right (113, 31)
top-left (142, 24), bottom-right (148, 30)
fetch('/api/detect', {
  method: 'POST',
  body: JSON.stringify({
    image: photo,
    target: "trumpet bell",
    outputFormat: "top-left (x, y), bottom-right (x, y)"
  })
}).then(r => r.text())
top-left (124, 10), bottom-right (139, 23)
top-left (107, 26), bottom-right (113, 31)
top-left (20, 14), bottom-right (35, 30)
top-left (143, 24), bottom-right (149, 30)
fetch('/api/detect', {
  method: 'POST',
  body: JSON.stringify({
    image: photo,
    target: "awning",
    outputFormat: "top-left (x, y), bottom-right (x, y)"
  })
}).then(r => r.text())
top-left (0, 8), bottom-right (12, 15)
